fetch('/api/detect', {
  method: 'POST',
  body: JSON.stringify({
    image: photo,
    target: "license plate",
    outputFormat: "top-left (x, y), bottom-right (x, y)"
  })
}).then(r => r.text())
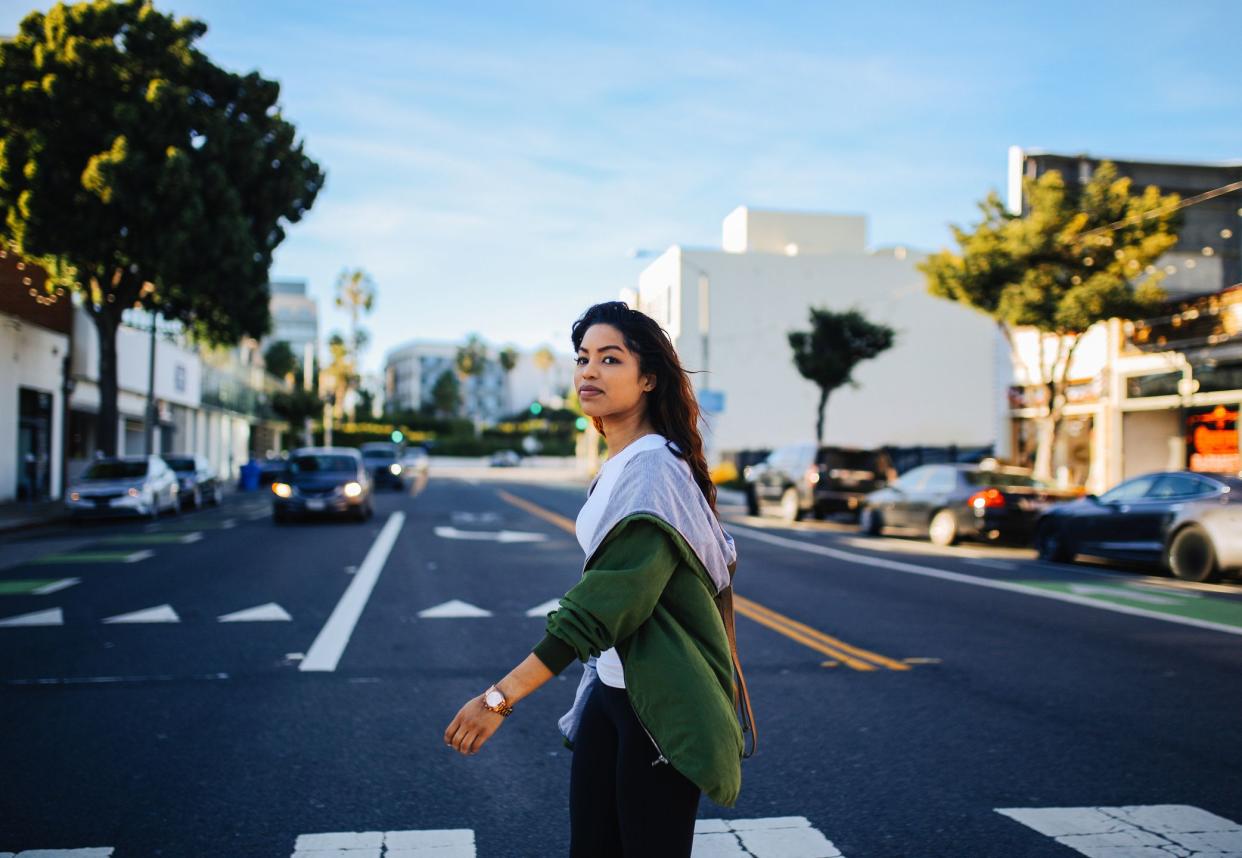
top-left (306, 499), bottom-right (325, 511)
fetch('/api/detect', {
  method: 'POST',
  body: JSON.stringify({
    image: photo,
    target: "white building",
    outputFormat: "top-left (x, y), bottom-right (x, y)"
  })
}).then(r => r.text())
top-left (266, 278), bottom-right (319, 371)
top-left (631, 206), bottom-right (1000, 461)
top-left (1, 254), bottom-right (71, 503)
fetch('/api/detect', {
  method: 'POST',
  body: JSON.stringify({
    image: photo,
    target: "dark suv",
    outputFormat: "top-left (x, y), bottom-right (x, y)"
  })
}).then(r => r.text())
top-left (744, 444), bottom-right (891, 521)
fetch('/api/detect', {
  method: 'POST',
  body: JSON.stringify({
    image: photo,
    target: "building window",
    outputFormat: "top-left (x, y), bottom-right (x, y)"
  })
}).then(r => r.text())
top-left (1124, 371), bottom-right (1181, 399)
top-left (1191, 361), bottom-right (1242, 394)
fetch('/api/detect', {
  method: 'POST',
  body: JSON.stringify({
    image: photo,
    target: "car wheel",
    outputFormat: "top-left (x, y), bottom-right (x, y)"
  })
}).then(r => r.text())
top-left (1035, 520), bottom-right (1072, 562)
top-left (1167, 525), bottom-right (1219, 583)
top-left (745, 486), bottom-right (760, 516)
top-left (928, 509), bottom-right (958, 546)
top-left (779, 488), bottom-right (802, 523)
top-left (860, 506), bottom-right (884, 536)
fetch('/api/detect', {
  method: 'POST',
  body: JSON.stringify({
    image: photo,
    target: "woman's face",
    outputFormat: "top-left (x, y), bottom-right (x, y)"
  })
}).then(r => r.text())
top-left (574, 323), bottom-right (655, 420)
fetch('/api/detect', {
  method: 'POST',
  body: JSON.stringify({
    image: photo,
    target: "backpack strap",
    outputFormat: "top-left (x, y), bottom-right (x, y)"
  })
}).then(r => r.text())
top-left (715, 567), bottom-right (758, 758)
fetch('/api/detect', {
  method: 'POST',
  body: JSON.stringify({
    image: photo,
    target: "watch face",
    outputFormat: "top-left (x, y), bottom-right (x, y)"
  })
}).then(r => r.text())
top-left (485, 690), bottom-right (504, 707)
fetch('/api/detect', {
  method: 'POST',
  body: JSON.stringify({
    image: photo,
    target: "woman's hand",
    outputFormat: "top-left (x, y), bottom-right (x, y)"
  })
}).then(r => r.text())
top-left (444, 694), bottom-right (506, 756)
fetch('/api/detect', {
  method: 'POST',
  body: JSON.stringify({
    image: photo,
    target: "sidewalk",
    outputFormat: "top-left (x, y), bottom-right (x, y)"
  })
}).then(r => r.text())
top-left (0, 498), bottom-right (66, 535)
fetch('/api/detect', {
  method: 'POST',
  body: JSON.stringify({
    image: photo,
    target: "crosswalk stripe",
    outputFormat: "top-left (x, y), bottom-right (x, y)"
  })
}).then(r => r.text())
top-left (292, 829), bottom-right (474, 857)
top-left (996, 804), bottom-right (1242, 856)
top-left (694, 816), bottom-right (843, 857)
top-left (524, 598), bottom-right (562, 617)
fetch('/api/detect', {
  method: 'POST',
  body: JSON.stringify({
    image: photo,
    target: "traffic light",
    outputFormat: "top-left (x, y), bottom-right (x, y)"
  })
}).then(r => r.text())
top-left (391, 430), bottom-right (404, 443)
top-left (575, 416), bottom-right (588, 431)
top-left (529, 402), bottom-right (543, 415)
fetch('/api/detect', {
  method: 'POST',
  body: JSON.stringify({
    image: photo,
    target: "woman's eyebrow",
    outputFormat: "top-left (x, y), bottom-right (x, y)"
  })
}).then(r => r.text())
top-left (578, 345), bottom-right (625, 354)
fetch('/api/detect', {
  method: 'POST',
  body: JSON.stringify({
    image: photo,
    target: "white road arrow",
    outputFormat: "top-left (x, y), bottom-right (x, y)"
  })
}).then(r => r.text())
top-left (1067, 584), bottom-right (1185, 605)
top-left (218, 602), bottom-right (292, 622)
top-left (525, 598), bottom-right (562, 618)
top-left (433, 526), bottom-right (546, 543)
top-left (102, 604), bottom-right (180, 624)
top-left (0, 607), bottom-right (64, 627)
top-left (418, 600), bottom-right (493, 618)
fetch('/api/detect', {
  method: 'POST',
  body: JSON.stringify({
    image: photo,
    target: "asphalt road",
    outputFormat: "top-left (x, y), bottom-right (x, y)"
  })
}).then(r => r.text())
top-left (2, 473), bottom-right (1240, 857)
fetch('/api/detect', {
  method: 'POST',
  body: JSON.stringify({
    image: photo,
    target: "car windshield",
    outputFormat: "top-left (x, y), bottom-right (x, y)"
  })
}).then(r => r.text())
top-left (164, 457), bottom-right (195, 473)
top-left (289, 455), bottom-right (356, 474)
top-left (816, 449), bottom-right (877, 469)
top-left (81, 460), bottom-right (147, 480)
top-left (361, 446), bottom-right (397, 460)
top-left (965, 471), bottom-right (1050, 489)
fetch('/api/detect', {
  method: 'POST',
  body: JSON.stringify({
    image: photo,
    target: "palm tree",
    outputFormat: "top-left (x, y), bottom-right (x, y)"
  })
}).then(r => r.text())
top-left (532, 345), bottom-right (556, 400)
top-left (335, 268), bottom-right (376, 421)
top-left (497, 346), bottom-right (518, 413)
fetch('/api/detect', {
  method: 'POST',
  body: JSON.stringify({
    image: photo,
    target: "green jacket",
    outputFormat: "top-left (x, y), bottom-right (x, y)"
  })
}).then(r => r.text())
top-left (533, 512), bottom-right (743, 807)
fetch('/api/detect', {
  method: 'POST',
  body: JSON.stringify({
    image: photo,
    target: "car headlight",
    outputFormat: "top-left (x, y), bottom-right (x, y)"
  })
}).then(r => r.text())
top-left (389, 463), bottom-right (402, 476)
top-left (343, 481), bottom-right (363, 498)
top-left (128, 487), bottom-right (140, 498)
top-left (272, 482), bottom-right (293, 499)
top-left (69, 491), bottom-right (80, 501)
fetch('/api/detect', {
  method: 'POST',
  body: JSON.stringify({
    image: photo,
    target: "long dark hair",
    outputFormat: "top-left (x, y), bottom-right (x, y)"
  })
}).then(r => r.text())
top-left (571, 301), bottom-right (716, 514)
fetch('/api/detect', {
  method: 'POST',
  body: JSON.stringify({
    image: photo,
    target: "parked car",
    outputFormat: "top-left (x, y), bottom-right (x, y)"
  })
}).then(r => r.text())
top-left (161, 453), bottom-right (222, 508)
top-left (271, 447), bottom-right (373, 523)
top-left (744, 444), bottom-right (890, 521)
top-left (66, 455), bottom-right (181, 520)
top-left (360, 442), bottom-right (406, 491)
top-left (401, 445), bottom-right (430, 476)
top-left (1034, 471), bottom-right (1242, 581)
top-left (490, 450), bottom-right (521, 468)
top-left (859, 462), bottom-right (1075, 546)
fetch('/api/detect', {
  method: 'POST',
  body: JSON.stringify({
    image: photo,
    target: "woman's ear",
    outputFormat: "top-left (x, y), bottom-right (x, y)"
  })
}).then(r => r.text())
top-left (642, 374), bottom-right (656, 393)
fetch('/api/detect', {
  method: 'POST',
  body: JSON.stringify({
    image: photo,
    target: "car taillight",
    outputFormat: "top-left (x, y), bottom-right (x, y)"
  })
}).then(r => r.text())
top-left (805, 466), bottom-right (820, 485)
top-left (969, 488), bottom-right (1005, 509)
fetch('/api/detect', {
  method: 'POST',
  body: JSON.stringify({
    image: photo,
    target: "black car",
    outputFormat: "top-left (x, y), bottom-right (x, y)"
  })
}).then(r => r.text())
top-left (860, 463), bottom-right (1076, 546)
top-left (744, 443), bottom-right (890, 521)
top-left (271, 447), bottom-right (373, 523)
top-left (161, 453), bottom-right (222, 508)
top-left (359, 442), bottom-right (405, 491)
top-left (1034, 470), bottom-right (1242, 570)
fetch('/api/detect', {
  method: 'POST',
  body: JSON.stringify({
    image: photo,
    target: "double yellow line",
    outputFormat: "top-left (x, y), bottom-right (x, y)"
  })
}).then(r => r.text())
top-left (733, 594), bottom-right (908, 671)
top-left (495, 489), bottom-right (907, 673)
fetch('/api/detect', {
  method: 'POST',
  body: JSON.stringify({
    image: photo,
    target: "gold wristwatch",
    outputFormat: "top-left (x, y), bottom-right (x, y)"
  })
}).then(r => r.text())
top-left (482, 684), bottom-right (514, 717)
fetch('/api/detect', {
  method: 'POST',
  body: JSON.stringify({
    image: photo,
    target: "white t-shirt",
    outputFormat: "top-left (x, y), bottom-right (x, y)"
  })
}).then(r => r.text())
top-left (575, 433), bottom-right (672, 688)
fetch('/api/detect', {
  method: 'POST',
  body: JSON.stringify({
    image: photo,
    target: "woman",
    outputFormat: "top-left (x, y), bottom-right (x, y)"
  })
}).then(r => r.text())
top-left (444, 301), bottom-right (751, 857)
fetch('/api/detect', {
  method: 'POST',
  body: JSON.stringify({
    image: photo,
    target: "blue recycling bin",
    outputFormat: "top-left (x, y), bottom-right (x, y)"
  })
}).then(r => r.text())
top-left (239, 459), bottom-right (261, 492)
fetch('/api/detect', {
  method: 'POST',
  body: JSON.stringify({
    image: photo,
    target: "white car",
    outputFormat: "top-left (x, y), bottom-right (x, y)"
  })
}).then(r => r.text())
top-left (67, 456), bottom-right (181, 520)
top-left (400, 447), bottom-right (429, 475)
top-left (1165, 486), bottom-right (1242, 582)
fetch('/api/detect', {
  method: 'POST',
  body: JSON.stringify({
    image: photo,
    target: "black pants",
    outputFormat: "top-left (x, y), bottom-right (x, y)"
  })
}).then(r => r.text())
top-left (569, 682), bottom-right (701, 858)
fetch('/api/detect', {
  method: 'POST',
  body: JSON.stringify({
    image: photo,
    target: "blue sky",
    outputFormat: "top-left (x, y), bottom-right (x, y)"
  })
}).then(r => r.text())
top-left (4, 1), bottom-right (1241, 372)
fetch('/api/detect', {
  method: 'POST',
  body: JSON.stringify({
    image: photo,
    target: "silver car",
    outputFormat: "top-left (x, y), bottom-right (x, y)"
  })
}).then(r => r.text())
top-left (1165, 477), bottom-right (1242, 582)
top-left (67, 456), bottom-right (181, 520)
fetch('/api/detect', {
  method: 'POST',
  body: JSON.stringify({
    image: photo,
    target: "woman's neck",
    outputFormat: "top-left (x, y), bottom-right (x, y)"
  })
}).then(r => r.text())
top-left (603, 413), bottom-right (657, 458)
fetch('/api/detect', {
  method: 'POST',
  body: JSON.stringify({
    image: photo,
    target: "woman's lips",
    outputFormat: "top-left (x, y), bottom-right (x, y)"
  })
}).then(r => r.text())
top-left (579, 387), bottom-right (603, 398)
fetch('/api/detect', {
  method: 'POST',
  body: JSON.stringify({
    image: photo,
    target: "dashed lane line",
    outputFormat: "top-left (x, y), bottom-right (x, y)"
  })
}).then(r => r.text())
top-left (0, 578), bottom-right (79, 595)
top-left (95, 533), bottom-right (202, 545)
top-left (300, 512), bottom-right (406, 672)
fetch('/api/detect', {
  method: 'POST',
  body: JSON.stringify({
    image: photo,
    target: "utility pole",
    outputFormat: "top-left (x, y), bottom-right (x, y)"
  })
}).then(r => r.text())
top-left (143, 312), bottom-right (158, 456)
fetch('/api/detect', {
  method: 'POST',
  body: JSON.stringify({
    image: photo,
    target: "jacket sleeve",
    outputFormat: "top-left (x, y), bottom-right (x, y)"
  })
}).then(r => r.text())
top-left (531, 514), bottom-right (680, 675)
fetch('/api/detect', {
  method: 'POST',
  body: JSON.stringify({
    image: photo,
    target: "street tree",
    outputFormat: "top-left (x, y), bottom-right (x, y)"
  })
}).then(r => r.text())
top-left (322, 332), bottom-right (356, 420)
top-left (334, 268), bottom-right (376, 421)
top-left (532, 344), bottom-right (556, 400)
top-left (264, 340), bottom-right (298, 382)
top-left (498, 346), bottom-right (518, 412)
top-left (919, 162), bottom-right (1180, 480)
top-left (0, 0), bottom-right (325, 455)
top-left (788, 308), bottom-right (895, 445)
top-left (431, 370), bottom-right (461, 418)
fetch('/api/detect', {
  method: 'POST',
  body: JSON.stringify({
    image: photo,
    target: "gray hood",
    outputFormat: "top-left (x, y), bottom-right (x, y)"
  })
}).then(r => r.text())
top-left (582, 442), bottom-right (736, 594)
